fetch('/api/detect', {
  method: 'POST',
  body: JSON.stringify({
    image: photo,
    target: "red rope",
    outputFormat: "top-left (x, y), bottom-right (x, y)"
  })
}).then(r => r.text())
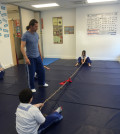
top-left (59, 78), bottom-right (72, 85)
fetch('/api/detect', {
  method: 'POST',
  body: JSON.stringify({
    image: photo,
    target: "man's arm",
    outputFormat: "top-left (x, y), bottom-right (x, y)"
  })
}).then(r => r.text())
top-left (38, 43), bottom-right (43, 61)
top-left (21, 41), bottom-right (30, 64)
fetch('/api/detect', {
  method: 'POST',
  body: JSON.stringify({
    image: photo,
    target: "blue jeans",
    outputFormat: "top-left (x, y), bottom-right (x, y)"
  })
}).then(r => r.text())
top-left (78, 57), bottom-right (91, 64)
top-left (27, 56), bottom-right (45, 89)
top-left (38, 112), bottom-right (63, 134)
top-left (0, 71), bottom-right (4, 79)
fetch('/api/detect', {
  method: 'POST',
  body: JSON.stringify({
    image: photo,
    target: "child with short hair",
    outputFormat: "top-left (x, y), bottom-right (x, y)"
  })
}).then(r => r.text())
top-left (75, 50), bottom-right (92, 67)
top-left (16, 88), bottom-right (63, 134)
top-left (0, 63), bottom-right (5, 79)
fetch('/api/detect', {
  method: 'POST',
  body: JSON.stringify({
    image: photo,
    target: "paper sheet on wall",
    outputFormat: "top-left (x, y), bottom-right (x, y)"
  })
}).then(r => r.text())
top-left (87, 12), bottom-right (117, 35)
top-left (0, 5), bottom-right (9, 38)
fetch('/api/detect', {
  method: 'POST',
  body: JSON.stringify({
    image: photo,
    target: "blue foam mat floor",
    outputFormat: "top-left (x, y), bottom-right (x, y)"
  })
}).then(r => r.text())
top-left (43, 58), bottom-right (60, 65)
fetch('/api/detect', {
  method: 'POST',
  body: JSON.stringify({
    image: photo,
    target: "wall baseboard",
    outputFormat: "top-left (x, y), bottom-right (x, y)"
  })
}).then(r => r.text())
top-left (4, 64), bottom-right (14, 69)
top-left (91, 57), bottom-right (120, 61)
top-left (44, 55), bottom-right (76, 59)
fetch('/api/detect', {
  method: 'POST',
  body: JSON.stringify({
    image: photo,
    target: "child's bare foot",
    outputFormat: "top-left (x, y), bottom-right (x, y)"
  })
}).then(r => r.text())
top-left (75, 63), bottom-right (78, 66)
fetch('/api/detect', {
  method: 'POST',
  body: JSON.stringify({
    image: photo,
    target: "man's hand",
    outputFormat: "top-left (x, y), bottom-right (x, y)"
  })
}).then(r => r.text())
top-left (25, 58), bottom-right (30, 65)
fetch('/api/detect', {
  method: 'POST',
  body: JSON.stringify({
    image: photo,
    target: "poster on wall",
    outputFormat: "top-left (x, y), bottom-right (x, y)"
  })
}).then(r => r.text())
top-left (41, 18), bottom-right (43, 29)
top-left (64, 26), bottom-right (74, 34)
top-left (87, 12), bottom-right (117, 35)
top-left (13, 20), bottom-right (21, 38)
top-left (53, 17), bottom-right (63, 44)
top-left (0, 4), bottom-right (9, 38)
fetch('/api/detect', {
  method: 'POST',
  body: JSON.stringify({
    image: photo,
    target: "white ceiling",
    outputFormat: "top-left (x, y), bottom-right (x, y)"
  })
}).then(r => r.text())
top-left (1, 0), bottom-right (120, 12)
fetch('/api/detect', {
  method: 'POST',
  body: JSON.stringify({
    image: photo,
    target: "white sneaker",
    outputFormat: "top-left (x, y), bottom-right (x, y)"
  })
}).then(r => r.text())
top-left (43, 83), bottom-right (49, 87)
top-left (55, 106), bottom-right (63, 113)
top-left (34, 72), bottom-right (38, 79)
top-left (31, 89), bottom-right (36, 92)
top-left (40, 83), bottom-right (49, 87)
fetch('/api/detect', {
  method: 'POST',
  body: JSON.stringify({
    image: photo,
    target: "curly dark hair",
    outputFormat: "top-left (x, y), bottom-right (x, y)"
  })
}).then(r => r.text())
top-left (19, 88), bottom-right (33, 103)
top-left (26, 19), bottom-right (38, 30)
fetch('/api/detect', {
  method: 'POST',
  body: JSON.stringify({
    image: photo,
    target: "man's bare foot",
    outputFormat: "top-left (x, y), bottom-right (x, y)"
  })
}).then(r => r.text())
top-left (88, 63), bottom-right (91, 67)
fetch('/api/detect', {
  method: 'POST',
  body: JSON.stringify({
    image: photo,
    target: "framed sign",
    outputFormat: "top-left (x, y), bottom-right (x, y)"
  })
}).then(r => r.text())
top-left (64, 26), bottom-right (74, 34)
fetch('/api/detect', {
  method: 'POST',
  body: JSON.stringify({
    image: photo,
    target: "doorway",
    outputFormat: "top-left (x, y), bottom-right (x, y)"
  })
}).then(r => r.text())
top-left (7, 4), bottom-right (24, 65)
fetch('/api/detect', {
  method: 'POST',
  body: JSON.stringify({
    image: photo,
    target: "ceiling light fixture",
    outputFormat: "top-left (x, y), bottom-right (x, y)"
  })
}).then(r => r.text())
top-left (32, 3), bottom-right (59, 8)
top-left (87, 0), bottom-right (117, 3)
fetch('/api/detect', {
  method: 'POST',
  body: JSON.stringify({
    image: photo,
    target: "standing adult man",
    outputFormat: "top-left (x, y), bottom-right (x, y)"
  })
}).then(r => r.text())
top-left (21, 19), bottom-right (48, 92)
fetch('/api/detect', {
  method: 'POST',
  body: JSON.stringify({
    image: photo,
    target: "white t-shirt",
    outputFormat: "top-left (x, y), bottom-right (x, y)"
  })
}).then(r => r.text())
top-left (16, 103), bottom-right (45, 134)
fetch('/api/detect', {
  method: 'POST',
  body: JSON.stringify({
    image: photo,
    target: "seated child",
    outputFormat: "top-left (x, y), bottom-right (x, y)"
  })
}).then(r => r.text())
top-left (75, 50), bottom-right (91, 67)
top-left (0, 63), bottom-right (5, 79)
top-left (16, 88), bottom-right (63, 134)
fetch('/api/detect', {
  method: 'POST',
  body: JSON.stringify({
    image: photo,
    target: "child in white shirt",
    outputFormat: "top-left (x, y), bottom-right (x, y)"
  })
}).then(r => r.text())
top-left (16, 88), bottom-right (63, 134)
top-left (75, 50), bottom-right (91, 67)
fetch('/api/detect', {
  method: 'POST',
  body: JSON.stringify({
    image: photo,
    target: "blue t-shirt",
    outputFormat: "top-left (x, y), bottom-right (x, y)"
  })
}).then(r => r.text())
top-left (21, 31), bottom-right (40, 58)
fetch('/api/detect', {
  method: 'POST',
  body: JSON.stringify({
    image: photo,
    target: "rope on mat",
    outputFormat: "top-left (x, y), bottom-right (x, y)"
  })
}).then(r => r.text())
top-left (41, 64), bottom-right (83, 109)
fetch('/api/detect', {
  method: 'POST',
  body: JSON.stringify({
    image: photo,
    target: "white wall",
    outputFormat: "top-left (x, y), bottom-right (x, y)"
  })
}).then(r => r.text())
top-left (76, 4), bottom-right (120, 61)
top-left (0, 4), bottom-right (13, 68)
top-left (34, 12), bottom-right (43, 56)
top-left (1, 4), bottom-right (120, 68)
top-left (20, 8), bottom-right (34, 33)
top-left (8, 12), bottom-right (20, 20)
top-left (41, 9), bottom-right (76, 59)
